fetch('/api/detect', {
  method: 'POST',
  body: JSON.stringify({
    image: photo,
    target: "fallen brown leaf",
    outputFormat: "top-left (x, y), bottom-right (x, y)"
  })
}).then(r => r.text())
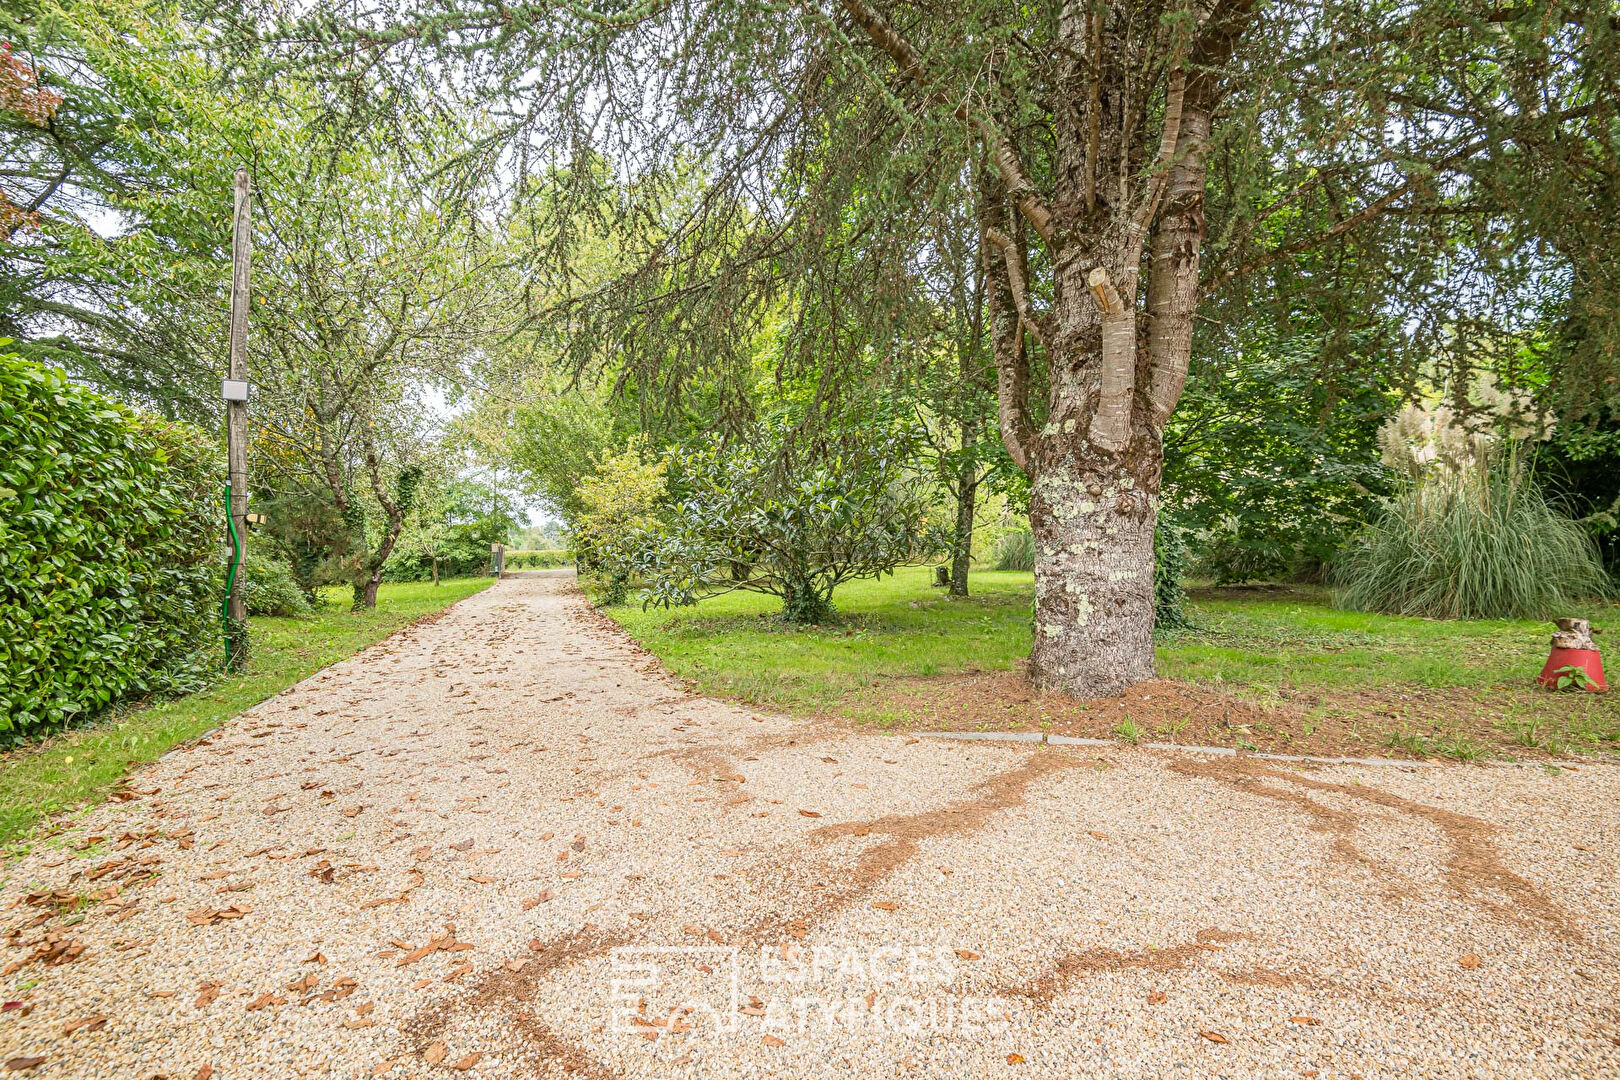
top-left (1146, 991), bottom-right (1167, 1005)
top-left (195, 1067), bottom-right (214, 1080)
top-left (871, 901), bottom-right (900, 911)
top-left (1288, 1016), bottom-right (1321, 1025)
top-left (797, 810), bottom-right (821, 818)
top-left (1459, 953), bottom-right (1482, 970)
top-left (953, 949), bottom-right (981, 961)
top-left (369, 1060), bottom-right (396, 1077)
top-left (1006, 1053), bottom-right (1025, 1064)
top-left (468, 875), bottom-right (496, 884)
top-left (761, 1035), bottom-right (785, 1047)
top-left (341, 806), bottom-right (364, 818)
top-left (521, 891), bottom-right (552, 909)
top-left (422, 1042), bottom-right (448, 1065)
top-left (61, 1015), bottom-right (108, 1035)
top-left (343, 1018), bottom-right (375, 1030)
top-left (245, 993), bottom-right (285, 1011)
top-left (449, 1052), bottom-right (483, 1071)
top-left (3, 1061), bottom-right (45, 1073)
top-left (1199, 1031), bottom-right (1228, 1044)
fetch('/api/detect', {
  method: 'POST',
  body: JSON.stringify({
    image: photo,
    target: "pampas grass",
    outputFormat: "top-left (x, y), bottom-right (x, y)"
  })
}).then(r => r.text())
top-left (1334, 453), bottom-right (1608, 620)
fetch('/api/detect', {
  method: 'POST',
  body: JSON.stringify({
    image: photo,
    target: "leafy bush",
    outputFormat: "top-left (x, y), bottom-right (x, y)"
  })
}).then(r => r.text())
top-left (0, 349), bottom-right (219, 735)
top-left (574, 442), bottom-right (670, 604)
top-left (993, 529), bottom-right (1035, 571)
top-left (1334, 455), bottom-right (1609, 619)
top-left (1153, 520), bottom-right (1193, 630)
top-left (630, 419), bottom-right (937, 623)
top-left (242, 550), bottom-right (312, 616)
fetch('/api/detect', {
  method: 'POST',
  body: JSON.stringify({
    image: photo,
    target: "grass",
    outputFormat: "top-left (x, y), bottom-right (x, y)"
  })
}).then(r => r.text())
top-left (605, 565), bottom-right (1620, 760)
top-left (0, 577), bottom-right (491, 848)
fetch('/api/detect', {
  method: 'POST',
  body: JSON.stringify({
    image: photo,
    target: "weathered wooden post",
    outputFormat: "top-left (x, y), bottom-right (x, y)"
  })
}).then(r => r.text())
top-left (223, 168), bottom-right (252, 670)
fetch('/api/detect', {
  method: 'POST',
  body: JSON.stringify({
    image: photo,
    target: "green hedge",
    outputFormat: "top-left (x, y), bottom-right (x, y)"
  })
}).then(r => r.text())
top-left (0, 350), bottom-right (220, 735)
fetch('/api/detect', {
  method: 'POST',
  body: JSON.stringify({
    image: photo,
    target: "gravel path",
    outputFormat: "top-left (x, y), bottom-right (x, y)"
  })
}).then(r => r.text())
top-left (2, 571), bottom-right (1617, 1079)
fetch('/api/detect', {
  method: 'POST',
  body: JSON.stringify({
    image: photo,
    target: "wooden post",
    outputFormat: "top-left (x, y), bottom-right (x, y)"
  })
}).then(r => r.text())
top-left (225, 169), bottom-right (251, 668)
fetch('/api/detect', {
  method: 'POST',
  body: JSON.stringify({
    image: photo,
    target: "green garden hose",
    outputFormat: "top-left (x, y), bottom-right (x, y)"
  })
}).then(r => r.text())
top-left (223, 481), bottom-right (241, 668)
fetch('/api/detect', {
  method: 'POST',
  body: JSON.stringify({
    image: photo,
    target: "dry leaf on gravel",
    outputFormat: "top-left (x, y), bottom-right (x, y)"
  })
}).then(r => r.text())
top-left (194, 983), bottom-right (222, 1008)
top-left (344, 1018), bottom-right (375, 1030)
top-left (341, 806), bottom-right (364, 818)
top-left (522, 891), bottom-right (552, 909)
top-left (954, 949), bottom-right (980, 960)
top-left (449, 1052), bottom-right (483, 1071)
top-left (195, 1067), bottom-right (213, 1080)
top-left (1199, 1031), bottom-right (1228, 1044)
top-left (872, 901), bottom-right (900, 911)
top-left (468, 875), bottom-right (496, 884)
top-left (370, 1060), bottom-right (396, 1076)
top-left (1006, 1053), bottom-right (1025, 1064)
top-left (245, 993), bottom-right (285, 1011)
top-left (1289, 1016), bottom-right (1321, 1025)
top-left (304, 952), bottom-right (327, 965)
top-left (1459, 953), bottom-right (1482, 970)
top-left (186, 904), bottom-right (251, 926)
top-left (62, 1015), bottom-right (107, 1035)
top-left (571, 836), bottom-right (586, 852)
top-left (1147, 992), bottom-right (1167, 1005)
top-left (797, 810), bottom-right (821, 818)
top-left (761, 1035), bottom-right (785, 1047)
top-left (422, 1042), bottom-right (448, 1065)
top-left (3, 1060), bottom-right (44, 1072)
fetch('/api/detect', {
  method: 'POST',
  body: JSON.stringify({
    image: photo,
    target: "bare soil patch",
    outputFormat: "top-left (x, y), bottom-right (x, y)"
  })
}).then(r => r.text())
top-left (861, 668), bottom-right (1610, 761)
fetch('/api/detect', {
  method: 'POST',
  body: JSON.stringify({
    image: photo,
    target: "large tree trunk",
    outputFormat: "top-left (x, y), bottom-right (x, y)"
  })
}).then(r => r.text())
top-left (1028, 444), bottom-right (1161, 696)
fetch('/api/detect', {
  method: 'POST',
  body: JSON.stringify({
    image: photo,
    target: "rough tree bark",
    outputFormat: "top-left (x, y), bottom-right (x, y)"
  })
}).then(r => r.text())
top-left (848, 0), bottom-right (1253, 696)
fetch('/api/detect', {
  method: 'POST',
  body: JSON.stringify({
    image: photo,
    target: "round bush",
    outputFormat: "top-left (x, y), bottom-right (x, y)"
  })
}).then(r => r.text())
top-left (242, 550), bottom-right (312, 616)
top-left (0, 349), bottom-right (220, 734)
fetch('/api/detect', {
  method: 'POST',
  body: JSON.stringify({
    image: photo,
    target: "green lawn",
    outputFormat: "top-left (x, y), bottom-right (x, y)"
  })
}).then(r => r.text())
top-left (0, 577), bottom-right (492, 848)
top-left (606, 566), bottom-right (1620, 760)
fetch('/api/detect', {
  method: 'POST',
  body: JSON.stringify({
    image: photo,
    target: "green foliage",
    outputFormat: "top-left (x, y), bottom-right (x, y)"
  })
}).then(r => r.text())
top-left (993, 530), bottom-right (1035, 572)
top-left (1167, 334), bottom-right (1391, 583)
top-left (573, 441), bottom-right (670, 605)
top-left (241, 549), bottom-right (312, 617)
top-left (1549, 664), bottom-right (1598, 692)
top-left (384, 477), bottom-right (522, 582)
top-left (1334, 455), bottom-right (1610, 620)
top-left (506, 549), bottom-right (573, 569)
top-left (632, 418), bottom-right (938, 623)
top-left (1153, 520), bottom-right (1193, 631)
top-left (0, 348), bottom-right (219, 736)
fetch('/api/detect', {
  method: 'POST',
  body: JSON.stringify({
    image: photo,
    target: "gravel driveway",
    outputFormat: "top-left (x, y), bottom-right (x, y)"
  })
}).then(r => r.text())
top-left (2, 571), bottom-right (1616, 1079)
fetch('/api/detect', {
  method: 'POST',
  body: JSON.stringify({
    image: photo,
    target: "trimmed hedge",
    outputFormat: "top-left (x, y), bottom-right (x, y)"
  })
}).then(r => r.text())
top-left (0, 350), bottom-right (220, 735)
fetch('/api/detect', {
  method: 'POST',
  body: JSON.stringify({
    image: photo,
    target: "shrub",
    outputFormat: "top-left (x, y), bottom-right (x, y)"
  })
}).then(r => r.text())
top-left (1333, 455), bottom-right (1609, 620)
top-left (993, 529), bottom-right (1035, 571)
top-left (0, 348), bottom-right (219, 735)
top-left (632, 418), bottom-right (938, 623)
top-left (574, 442), bottom-right (670, 605)
top-left (242, 550), bottom-right (312, 616)
top-left (1153, 520), bottom-right (1192, 630)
